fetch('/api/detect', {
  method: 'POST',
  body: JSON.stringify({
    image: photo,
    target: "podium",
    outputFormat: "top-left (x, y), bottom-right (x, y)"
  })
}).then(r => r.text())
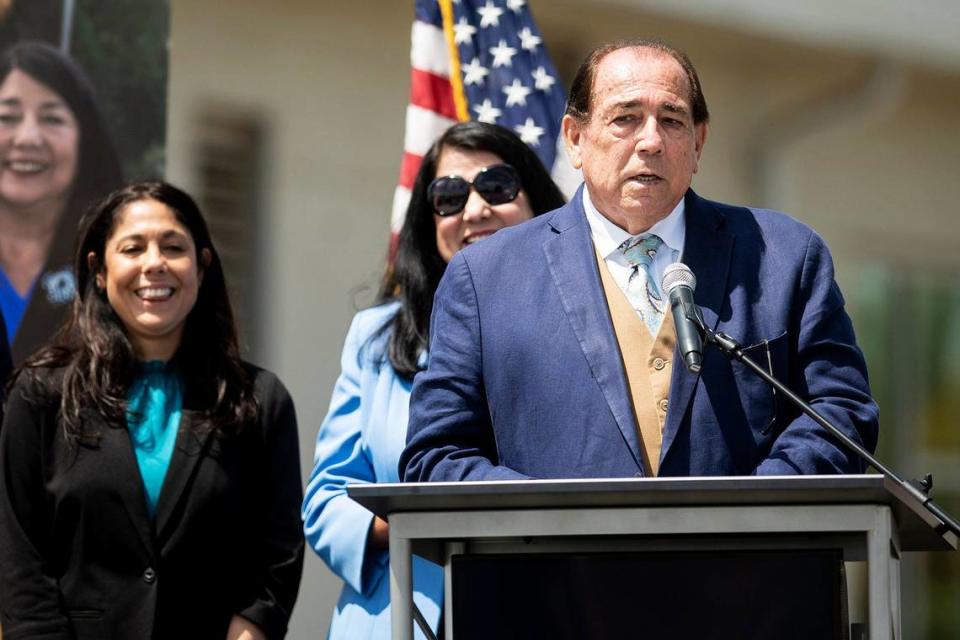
top-left (349, 475), bottom-right (956, 640)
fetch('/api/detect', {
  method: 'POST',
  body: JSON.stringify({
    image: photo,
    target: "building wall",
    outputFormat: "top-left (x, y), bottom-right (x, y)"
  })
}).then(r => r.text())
top-left (167, 1), bottom-right (960, 636)
top-left (167, 2), bottom-right (414, 637)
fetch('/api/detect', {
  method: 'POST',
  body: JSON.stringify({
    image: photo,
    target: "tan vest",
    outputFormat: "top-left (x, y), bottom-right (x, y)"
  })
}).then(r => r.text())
top-left (595, 249), bottom-right (677, 476)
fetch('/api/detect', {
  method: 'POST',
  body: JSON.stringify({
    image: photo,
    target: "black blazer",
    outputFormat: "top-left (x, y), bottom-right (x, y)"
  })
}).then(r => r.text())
top-left (0, 365), bottom-right (304, 639)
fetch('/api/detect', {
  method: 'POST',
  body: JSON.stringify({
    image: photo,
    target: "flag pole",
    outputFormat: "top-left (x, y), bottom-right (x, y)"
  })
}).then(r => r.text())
top-left (438, 0), bottom-right (470, 122)
top-left (60, 0), bottom-right (76, 53)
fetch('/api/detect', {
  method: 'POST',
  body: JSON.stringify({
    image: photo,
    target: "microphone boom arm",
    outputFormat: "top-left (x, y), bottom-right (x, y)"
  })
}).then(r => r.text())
top-left (691, 309), bottom-right (960, 541)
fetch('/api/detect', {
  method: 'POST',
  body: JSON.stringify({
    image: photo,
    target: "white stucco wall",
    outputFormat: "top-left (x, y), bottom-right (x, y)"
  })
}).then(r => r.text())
top-left (167, 2), bottom-right (414, 636)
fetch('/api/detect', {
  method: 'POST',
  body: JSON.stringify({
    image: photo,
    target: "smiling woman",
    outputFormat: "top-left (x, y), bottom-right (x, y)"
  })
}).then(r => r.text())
top-left (0, 182), bottom-right (304, 640)
top-left (0, 42), bottom-right (122, 370)
top-left (0, 68), bottom-right (78, 213)
top-left (95, 198), bottom-right (210, 362)
top-left (430, 150), bottom-right (534, 262)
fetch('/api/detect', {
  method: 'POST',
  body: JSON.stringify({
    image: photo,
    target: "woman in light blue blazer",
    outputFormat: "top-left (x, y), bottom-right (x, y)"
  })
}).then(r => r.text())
top-left (302, 122), bottom-right (565, 639)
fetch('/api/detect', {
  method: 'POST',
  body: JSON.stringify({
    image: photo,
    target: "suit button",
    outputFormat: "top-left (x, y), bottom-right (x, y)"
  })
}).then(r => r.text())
top-left (143, 567), bottom-right (156, 584)
top-left (658, 398), bottom-right (669, 412)
top-left (652, 357), bottom-right (666, 370)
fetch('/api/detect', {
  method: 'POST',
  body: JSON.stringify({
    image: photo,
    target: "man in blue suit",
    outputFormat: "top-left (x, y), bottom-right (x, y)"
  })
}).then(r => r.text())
top-left (400, 39), bottom-right (878, 482)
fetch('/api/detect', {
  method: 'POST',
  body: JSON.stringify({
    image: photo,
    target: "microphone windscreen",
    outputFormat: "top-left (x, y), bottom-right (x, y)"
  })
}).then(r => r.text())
top-left (662, 263), bottom-right (696, 294)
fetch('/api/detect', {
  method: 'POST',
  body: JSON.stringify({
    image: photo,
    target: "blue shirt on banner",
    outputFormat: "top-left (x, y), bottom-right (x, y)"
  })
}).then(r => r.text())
top-left (0, 269), bottom-right (33, 344)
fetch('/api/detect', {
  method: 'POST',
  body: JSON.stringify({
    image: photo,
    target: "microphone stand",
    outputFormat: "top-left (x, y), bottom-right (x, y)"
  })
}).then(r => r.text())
top-left (413, 602), bottom-right (438, 640)
top-left (688, 309), bottom-right (960, 542)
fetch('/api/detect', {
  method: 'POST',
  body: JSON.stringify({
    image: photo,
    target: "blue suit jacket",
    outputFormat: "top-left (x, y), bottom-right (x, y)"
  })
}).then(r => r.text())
top-left (401, 188), bottom-right (879, 481)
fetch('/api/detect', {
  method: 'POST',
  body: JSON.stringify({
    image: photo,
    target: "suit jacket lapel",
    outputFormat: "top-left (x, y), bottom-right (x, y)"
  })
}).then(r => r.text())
top-left (660, 191), bottom-right (734, 463)
top-left (90, 411), bottom-right (156, 558)
top-left (154, 409), bottom-right (215, 541)
top-left (542, 191), bottom-right (644, 473)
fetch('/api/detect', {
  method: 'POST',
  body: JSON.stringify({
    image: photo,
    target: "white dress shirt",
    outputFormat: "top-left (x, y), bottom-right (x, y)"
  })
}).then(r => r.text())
top-left (583, 188), bottom-right (686, 311)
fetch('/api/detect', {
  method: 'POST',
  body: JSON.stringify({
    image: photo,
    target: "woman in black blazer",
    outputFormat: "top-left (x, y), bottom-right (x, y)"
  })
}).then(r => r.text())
top-left (0, 182), bottom-right (303, 640)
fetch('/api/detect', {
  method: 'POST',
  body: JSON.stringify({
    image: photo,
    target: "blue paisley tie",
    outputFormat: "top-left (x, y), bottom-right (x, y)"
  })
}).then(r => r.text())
top-left (618, 234), bottom-right (665, 335)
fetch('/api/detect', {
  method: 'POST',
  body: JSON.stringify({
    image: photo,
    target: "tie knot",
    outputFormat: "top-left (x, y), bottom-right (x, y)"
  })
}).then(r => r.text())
top-left (618, 234), bottom-right (664, 268)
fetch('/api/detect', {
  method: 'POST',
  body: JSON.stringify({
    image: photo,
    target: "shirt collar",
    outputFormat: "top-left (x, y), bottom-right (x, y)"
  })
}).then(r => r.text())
top-left (582, 187), bottom-right (686, 260)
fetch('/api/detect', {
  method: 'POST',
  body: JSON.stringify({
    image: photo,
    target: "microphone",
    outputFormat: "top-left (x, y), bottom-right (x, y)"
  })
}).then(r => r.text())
top-left (662, 263), bottom-right (704, 374)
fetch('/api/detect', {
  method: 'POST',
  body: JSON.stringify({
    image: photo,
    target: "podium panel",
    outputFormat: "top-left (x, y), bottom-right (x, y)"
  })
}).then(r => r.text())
top-left (349, 475), bottom-right (957, 640)
top-left (452, 549), bottom-right (845, 640)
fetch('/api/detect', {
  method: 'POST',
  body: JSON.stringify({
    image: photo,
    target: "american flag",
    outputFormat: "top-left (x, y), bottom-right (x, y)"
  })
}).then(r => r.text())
top-left (392, 0), bottom-right (580, 234)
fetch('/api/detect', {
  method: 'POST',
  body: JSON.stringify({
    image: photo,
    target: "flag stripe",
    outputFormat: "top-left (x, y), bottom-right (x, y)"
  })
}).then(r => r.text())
top-left (398, 151), bottom-right (423, 191)
top-left (391, 186), bottom-right (413, 232)
top-left (403, 104), bottom-right (457, 156)
top-left (410, 21), bottom-right (450, 76)
top-left (409, 69), bottom-right (458, 121)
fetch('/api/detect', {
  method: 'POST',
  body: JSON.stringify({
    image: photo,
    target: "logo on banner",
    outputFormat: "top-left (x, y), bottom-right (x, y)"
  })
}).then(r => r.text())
top-left (43, 268), bottom-right (76, 305)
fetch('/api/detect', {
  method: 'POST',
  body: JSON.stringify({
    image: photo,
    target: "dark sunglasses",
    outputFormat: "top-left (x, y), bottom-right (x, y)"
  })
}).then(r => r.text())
top-left (427, 163), bottom-right (522, 216)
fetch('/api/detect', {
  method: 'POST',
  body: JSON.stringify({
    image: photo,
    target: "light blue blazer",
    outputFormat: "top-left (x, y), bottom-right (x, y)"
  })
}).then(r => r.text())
top-left (303, 302), bottom-right (442, 639)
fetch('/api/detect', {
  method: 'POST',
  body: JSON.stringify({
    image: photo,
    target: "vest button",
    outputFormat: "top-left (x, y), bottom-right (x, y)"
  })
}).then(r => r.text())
top-left (142, 567), bottom-right (156, 584)
top-left (658, 398), bottom-right (669, 412)
top-left (652, 357), bottom-right (666, 370)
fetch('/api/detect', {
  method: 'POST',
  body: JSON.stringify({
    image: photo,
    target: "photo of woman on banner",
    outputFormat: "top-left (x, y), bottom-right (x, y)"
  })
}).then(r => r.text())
top-left (0, 41), bottom-right (123, 373)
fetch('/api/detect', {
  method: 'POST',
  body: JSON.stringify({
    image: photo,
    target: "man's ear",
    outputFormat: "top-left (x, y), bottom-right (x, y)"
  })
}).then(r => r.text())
top-left (561, 114), bottom-right (584, 170)
top-left (692, 122), bottom-right (708, 173)
top-left (87, 252), bottom-right (104, 290)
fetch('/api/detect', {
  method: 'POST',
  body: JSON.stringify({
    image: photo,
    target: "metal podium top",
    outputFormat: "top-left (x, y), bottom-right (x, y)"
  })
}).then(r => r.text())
top-left (348, 474), bottom-right (957, 552)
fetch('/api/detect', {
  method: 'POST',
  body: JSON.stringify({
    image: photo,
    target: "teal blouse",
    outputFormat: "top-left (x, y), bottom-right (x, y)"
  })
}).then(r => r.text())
top-left (126, 360), bottom-right (183, 519)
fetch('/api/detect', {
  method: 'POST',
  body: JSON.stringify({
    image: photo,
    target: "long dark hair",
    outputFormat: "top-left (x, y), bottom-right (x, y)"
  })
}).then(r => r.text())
top-left (0, 41), bottom-right (124, 224)
top-left (378, 121), bottom-right (566, 378)
top-left (18, 182), bottom-right (256, 442)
